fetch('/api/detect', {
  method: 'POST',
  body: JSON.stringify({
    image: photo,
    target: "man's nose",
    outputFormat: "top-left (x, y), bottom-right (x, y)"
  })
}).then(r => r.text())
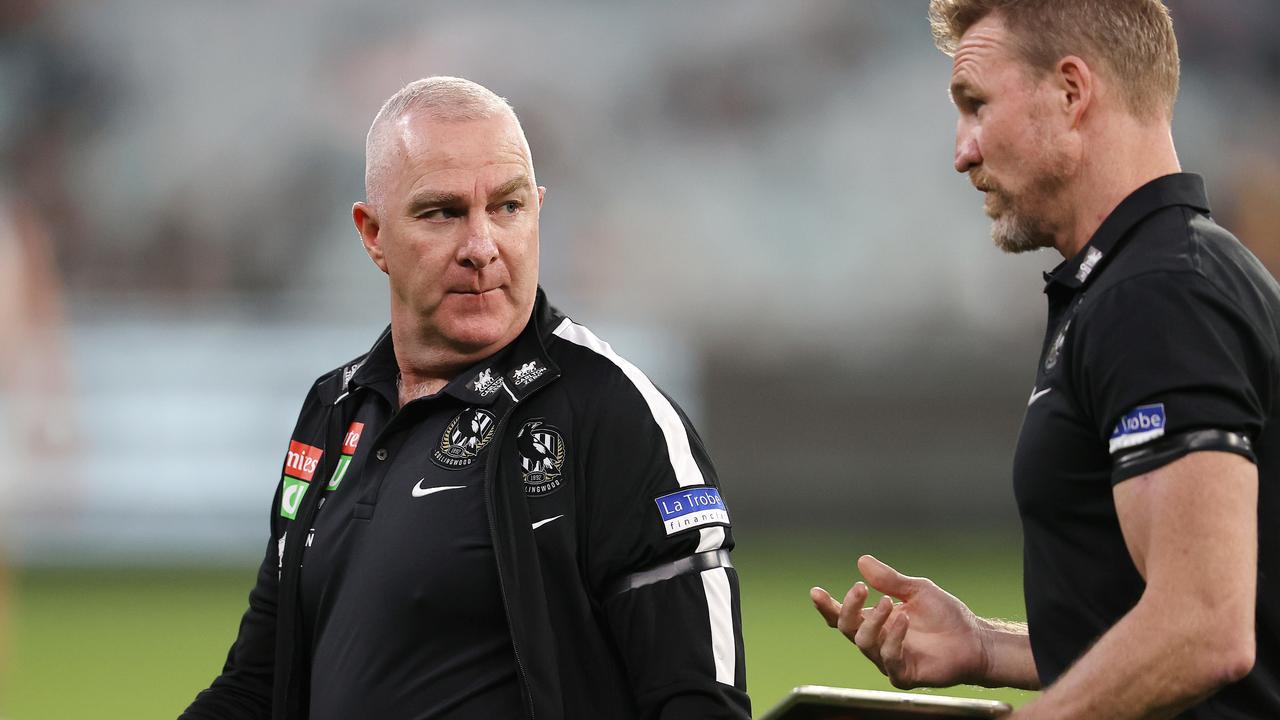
top-left (954, 120), bottom-right (982, 173)
top-left (458, 214), bottom-right (499, 269)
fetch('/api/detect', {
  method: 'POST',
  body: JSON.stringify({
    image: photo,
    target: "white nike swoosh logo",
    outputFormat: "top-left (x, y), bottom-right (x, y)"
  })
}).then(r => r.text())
top-left (531, 515), bottom-right (563, 530)
top-left (1028, 387), bottom-right (1053, 406)
top-left (412, 481), bottom-right (467, 498)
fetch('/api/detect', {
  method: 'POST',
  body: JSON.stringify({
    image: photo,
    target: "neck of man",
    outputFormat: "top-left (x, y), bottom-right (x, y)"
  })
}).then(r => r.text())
top-left (388, 314), bottom-right (513, 408)
top-left (1052, 113), bottom-right (1182, 260)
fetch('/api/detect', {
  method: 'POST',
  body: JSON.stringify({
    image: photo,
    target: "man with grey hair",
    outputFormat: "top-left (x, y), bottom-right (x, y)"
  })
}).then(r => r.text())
top-left (814, 2), bottom-right (1279, 718)
top-left (183, 76), bottom-right (750, 720)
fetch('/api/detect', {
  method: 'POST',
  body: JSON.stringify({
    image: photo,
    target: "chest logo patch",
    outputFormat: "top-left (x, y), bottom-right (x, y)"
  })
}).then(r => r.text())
top-left (655, 486), bottom-right (730, 536)
top-left (1044, 319), bottom-right (1071, 372)
top-left (327, 421), bottom-right (364, 491)
top-left (1109, 403), bottom-right (1166, 453)
top-left (279, 440), bottom-right (323, 520)
top-left (516, 419), bottom-right (566, 496)
top-left (432, 408), bottom-right (498, 469)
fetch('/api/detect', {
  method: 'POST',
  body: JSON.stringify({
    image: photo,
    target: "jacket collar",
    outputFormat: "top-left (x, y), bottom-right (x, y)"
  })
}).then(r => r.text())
top-left (1043, 173), bottom-right (1210, 293)
top-left (344, 286), bottom-right (564, 407)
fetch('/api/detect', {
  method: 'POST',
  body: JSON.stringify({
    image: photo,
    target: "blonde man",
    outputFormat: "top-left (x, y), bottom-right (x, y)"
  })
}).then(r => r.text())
top-left (815, 2), bottom-right (1278, 718)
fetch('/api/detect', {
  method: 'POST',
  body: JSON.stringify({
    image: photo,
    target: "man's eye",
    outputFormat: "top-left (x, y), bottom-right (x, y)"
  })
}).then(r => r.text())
top-left (497, 201), bottom-right (521, 215)
top-left (419, 208), bottom-right (457, 221)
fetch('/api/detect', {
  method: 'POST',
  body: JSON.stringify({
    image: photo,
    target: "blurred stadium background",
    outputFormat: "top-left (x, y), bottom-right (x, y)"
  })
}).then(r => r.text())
top-left (1, 0), bottom-right (1277, 716)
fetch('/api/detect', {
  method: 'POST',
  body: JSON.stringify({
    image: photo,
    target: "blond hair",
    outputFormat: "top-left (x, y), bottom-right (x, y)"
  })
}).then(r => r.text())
top-left (928, 0), bottom-right (1180, 121)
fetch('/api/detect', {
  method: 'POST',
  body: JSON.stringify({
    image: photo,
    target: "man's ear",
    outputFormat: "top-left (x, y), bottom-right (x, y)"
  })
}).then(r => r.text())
top-left (537, 185), bottom-right (546, 208)
top-left (353, 201), bottom-right (389, 274)
top-left (1055, 55), bottom-right (1094, 129)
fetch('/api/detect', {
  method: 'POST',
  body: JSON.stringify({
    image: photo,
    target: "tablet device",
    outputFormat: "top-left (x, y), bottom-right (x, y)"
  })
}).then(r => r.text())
top-left (758, 685), bottom-right (1013, 720)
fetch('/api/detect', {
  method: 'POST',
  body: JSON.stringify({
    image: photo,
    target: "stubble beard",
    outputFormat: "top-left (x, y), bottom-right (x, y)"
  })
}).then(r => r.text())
top-left (979, 133), bottom-right (1072, 255)
top-left (987, 186), bottom-right (1057, 254)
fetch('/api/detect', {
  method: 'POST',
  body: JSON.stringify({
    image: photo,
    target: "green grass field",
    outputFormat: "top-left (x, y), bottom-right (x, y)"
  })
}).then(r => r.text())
top-left (4, 531), bottom-right (1034, 718)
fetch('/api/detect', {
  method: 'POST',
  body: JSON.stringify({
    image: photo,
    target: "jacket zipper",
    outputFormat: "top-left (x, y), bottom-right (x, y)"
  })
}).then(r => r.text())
top-left (483, 394), bottom-right (536, 720)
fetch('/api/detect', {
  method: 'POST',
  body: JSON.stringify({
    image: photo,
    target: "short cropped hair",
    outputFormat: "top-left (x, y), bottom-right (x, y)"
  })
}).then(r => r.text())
top-left (928, 0), bottom-right (1180, 121)
top-left (364, 76), bottom-right (527, 210)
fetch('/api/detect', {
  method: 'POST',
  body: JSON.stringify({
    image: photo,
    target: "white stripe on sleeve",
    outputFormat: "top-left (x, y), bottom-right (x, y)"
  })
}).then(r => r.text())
top-left (701, 567), bottom-right (737, 685)
top-left (554, 318), bottom-right (736, 684)
top-left (552, 318), bottom-right (725, 552)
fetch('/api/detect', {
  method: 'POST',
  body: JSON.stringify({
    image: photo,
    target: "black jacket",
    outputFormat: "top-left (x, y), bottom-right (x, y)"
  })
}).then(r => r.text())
top-left (182, 290), bottom-right (750, 719)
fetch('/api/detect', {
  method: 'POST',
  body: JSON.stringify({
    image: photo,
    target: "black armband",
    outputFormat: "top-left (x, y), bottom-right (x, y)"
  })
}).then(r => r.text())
top-left (607, 549), bottom-right (734, 596)
top-left (1112, 429), bottom-right (1255, 484)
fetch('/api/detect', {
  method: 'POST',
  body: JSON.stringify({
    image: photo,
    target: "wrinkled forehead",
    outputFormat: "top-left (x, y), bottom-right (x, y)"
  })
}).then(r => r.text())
top-left (951, 15), bottom-right (1013, 74)
top-left (949, 15), bottom-right (1036, 95)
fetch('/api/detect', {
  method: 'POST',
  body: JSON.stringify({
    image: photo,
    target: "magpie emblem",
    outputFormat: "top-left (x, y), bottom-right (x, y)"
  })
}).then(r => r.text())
top-left (516, 419), bottom-right (566, 497)
top-left (432, 407), bottom-right (497, 469)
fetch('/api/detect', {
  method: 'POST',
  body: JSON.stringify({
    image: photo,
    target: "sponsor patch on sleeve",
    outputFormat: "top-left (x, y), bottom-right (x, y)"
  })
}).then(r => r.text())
top-left (654, 486), bottom-right (730, 536)
top-left (1109, 403), bottom-right (1166, 453)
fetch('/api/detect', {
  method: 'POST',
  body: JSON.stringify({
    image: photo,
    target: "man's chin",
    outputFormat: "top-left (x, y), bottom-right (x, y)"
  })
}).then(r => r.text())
top-left (991, 216), bottom-right (1053, 255)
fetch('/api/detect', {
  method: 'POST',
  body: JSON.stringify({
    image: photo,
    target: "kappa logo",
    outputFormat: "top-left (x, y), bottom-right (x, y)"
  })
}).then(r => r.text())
top-left (516, 419), bottom-right (566, 497)
top-left (466, 367), bottom-right (504, 398)
top-left (431, 408), bottom-right (498, 469)
top-left (511, 360), bottom-right (547, 387)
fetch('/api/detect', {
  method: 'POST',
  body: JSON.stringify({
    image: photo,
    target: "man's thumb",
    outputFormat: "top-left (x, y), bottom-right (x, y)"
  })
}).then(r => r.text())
top-left (857, 554), bottom-right (917, 599)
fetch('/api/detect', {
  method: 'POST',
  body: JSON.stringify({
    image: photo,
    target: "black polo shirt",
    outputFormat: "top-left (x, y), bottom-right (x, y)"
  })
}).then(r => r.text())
top-left (1012, 173), bottom-right (1280, 716)
top-left (297, 332), bottom-right (524, 719)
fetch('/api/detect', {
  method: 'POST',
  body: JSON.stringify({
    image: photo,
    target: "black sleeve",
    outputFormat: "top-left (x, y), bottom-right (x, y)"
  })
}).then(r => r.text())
top-left (179, 525), bottom-right (280, 720)
top-left (180, 386), bottom-right (322, 719)
top-left (1072, 273), bottom-right (1270, 484)
top-left (583, 375), bottom-right (750, 719)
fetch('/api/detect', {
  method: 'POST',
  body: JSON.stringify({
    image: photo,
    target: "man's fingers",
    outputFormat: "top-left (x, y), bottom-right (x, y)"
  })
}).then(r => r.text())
top-left (881, 610), bottom-right (911, 687)
top-left (810, 586), bottom-right (842, 628)
top-left (853, 594), bottom-right (892, 648)
top-left (836, 582), bottom-right (869, 637)
top-left (857, 554), bottom-right (919, 599)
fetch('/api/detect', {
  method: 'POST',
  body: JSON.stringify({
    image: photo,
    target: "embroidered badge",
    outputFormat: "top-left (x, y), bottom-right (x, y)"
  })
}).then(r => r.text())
top-left (432, 408), bottom-right (498, 469)
top-left (1044, 319), bottom-right (1071, 372)
top-left (466, 367), bottom-right (503, 398)
top-left (654, 486), bottom-right (730, 536)
top-left (516, 419), bottom-right (566, 496)
top-left (510, 360), bottom-right (547, 387)
top-left (1109, 403), bottom-right (1166, 454)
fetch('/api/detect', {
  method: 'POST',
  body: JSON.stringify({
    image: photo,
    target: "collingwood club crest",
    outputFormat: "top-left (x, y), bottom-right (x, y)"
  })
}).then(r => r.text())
top-left (516, 419), bottom-right (566, 496)
top-left (432, 408), bottom-right (498, 469)
top-left (1044, 319), bottom-right (1071, 372)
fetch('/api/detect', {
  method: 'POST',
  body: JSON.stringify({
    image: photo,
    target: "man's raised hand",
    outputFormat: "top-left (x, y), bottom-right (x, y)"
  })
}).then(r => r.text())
top-left (810, 554), bottom-right (992, 689)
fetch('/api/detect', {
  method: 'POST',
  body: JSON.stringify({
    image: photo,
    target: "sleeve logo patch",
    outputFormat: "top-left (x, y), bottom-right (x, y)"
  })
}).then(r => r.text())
top-left (1109, 403), bottom-right (1166, 453)
top-left (655, 486), bottom-right (730, 536)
